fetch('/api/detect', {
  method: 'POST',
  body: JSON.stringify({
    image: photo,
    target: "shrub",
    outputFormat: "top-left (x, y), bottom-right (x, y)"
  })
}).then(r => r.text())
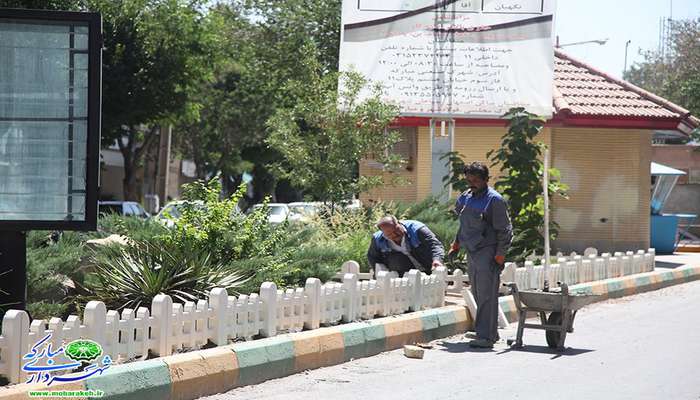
top-left (80, 238), bottom-right (249, 311)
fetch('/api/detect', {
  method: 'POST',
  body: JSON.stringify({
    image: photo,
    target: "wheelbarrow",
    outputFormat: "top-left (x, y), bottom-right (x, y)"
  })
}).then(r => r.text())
top-left (503, 282), bottom-right (600, 351)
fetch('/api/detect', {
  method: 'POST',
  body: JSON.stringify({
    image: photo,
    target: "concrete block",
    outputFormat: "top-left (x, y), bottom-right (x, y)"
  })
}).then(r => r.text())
top-left (338, 324), bottom-right (367, 361)
top-left (621, 276), bottom-right (638, 296)
top-left (383, 315), bottom-right (424, 349)
top-left (317, 329), bottom-right (345, 367)
top-left (290, 329), bottom-right (321, 372)
top-left (606, 280), bottom-right (625, 298)
top-left (452, 307), bottom-right (471, 333)
top-left (435, 308), bottom-right (459, 337)
top-left (634, 275), bottom-right (653, 293)
top-left (164, 345), bottom-right (239, 400)
top-left (498, 297), bottom-right (518, 323)
top-left (418, 309), bottom-right (440, 342)
top-left (85, 358), bottom-right (171, 400)
top-left (291, 327), bottom-right (345, 372)
top-left (232, 336), bottom-right (295, 386)
top-left (403, 345), bottom-right (424, 359)
top-left (362, 322), bottom-right (387, 357)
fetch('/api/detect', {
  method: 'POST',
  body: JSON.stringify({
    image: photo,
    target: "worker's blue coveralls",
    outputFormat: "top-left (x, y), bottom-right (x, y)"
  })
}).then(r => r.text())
top-left (455, 187), bottom-right (513, 342)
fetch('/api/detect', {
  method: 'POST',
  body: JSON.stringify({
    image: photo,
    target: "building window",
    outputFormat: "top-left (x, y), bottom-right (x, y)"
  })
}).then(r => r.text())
top-left (392, 127), bottom-right (417, 171)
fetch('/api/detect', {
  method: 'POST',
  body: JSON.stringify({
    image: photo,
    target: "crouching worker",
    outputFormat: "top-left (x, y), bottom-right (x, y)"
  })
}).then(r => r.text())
top-left (367, 215), bottom-right (445, 277)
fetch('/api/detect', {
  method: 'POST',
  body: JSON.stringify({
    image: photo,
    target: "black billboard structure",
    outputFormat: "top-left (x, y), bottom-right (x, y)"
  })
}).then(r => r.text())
top-left (0, 9), bottom-right (102, 311)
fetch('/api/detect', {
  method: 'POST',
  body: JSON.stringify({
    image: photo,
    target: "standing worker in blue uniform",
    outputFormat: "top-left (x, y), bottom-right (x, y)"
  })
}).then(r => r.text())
top-left (449, 162), bottom-right (513, 348)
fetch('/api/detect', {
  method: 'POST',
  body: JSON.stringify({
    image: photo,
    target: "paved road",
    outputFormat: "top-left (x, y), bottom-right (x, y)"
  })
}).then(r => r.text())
top-left (201, 280), bottom-right (700, 400)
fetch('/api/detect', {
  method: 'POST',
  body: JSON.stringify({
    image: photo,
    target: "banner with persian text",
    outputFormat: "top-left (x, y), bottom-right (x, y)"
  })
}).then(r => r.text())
top-left (338, 0), bottom-right (555, 118)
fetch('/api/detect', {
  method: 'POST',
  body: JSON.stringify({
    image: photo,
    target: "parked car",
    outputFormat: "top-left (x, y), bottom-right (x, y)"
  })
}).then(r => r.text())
top-left (98, 201), bottom-right (150, 218)
top-left (154, 200), bottom-right (205, 227)
top-left (250, 203), bottom-right (290, 224)
top-left (287, 202), bottom-right (320, 223)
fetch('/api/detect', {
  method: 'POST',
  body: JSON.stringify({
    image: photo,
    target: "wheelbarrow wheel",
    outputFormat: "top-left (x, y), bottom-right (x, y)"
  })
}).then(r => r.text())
top-left (545, 312), bottom-right (562, 348)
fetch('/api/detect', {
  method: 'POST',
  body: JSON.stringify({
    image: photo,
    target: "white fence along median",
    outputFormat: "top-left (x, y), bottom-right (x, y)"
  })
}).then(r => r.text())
top-left (444, 248), bottom-right (655, 292)
top-left (0, 267), bottom-right (446, 384)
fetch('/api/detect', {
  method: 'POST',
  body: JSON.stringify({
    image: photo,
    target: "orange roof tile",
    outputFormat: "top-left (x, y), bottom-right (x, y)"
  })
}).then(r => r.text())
top-left (554, 50), bottom-right (699, 133)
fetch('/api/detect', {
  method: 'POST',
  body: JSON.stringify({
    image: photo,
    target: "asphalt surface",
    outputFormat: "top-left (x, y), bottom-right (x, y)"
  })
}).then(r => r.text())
top-left (200, 279), bottom-right (700, 400)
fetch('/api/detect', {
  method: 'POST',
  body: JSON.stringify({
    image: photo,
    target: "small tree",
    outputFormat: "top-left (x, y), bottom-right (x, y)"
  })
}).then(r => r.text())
top-left (625, 18), bottom-right (700, 143)
top-left (265, 65), bottom-right (405, 207)
top-left (443, 107), bottom-right (568, 263)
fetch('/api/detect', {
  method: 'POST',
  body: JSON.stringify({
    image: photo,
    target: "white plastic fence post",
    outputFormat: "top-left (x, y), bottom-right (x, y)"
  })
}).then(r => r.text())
top-left (135, 307), bottom-right (150, 360)
top-left (2, 310), bottom-right (29, 384)
top-left (304, 278), bottom-right (321, 330)
top-left (209, 288), bottom-right (229, 346)
top-left (374, 263), bottom-right (389, 276)
top-left (377, 271), bottom-right (392, 317)
top-left (497, 305), bottom-right (509, 329)
top-left (407, 270), bottom-right (423, 312)
top-left (434, 266), bottom-right (447, 306)
top-left (633, 254), bottom-right (643, 274)
top-left (84, 301), bottom-right (106, 347)
top-left (525, 261), bottom-right (535, 289)
top-left (622, 256), bottom-right (631, 276)
top-left (643, 253), bottom-right (653, 272)
top-left (152, 294), bottom-right (173, 357)
top-left (601, 253), bottom-right (611, 278)
top-left (573, 255), bottom-right (583, 284)
top-left (342, 273), bottom-right (358, 322)
top-left (260, 282), bottom-right (278, 337)
top-left (648, 248), bottom-right (656, 270)
top-left (341, 260), bottom-right (360, 275)
top-left (453, 269), bottom-right (464, 292)
top-left (608, 257), bottom-right (618, 278)
top-left (502, 263), bottom-right (516, 284)
top-left (582, 259), bottom-right (592, 283)
top-left (462, 289), bottom-right (477, 321)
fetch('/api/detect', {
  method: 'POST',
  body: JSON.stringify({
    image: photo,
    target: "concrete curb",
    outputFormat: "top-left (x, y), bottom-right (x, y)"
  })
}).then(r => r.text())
top-left (499, 264), bottom-right (700, 322)
top-left (5, 265), bottom-right (698, 400)
top-left (0, 306), bottom-right (470, 400)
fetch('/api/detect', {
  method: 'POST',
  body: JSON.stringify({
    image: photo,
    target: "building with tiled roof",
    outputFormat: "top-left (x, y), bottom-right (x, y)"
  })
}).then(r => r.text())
top-left (360, 49), bottom-right (699, 253)
top-left (552, 50), bottom-right (699, 133)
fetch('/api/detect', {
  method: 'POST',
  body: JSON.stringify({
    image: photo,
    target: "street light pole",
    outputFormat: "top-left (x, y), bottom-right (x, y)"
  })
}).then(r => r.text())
top-left (556, 37), bottom-right (609, 48)
top-left (623, 40), bottom-right (632, 75)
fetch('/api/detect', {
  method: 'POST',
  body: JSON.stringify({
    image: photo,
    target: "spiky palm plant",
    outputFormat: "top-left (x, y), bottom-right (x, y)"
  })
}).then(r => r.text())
top-left (81, 239), bottom-right (249, 311)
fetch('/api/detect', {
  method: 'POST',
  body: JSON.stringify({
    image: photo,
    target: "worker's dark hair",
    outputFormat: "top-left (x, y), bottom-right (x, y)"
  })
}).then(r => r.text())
top-left (463, 162), bottom-right (489, 180)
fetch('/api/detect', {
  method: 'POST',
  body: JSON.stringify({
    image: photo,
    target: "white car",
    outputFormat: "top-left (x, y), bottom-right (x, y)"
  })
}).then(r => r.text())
top-left (250, 203), bottom-right (290, 224)
top-left (287, 202), bottom-right (320, 223)
top-left (154, 200), bottom-right (205, 228)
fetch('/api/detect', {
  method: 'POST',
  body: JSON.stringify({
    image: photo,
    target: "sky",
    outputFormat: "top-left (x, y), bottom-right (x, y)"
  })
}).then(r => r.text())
top-left (555, 0), bottom-right (700, 79)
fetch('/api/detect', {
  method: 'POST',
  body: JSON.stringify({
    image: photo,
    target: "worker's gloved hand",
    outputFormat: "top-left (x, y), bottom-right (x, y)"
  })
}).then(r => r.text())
top-left (447, 242), bottom-right (460, 259)
top-left (431, 259), bottom-right (444, 270)
top-left (494, 255), bottom-right (505, 265)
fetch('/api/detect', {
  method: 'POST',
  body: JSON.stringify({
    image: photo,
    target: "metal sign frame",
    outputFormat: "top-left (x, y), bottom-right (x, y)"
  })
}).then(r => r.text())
top-left (0, 8), bottom-right (102, 231)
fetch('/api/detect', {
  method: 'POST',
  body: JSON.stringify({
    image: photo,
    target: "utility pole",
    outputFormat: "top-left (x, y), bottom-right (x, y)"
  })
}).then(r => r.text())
top-left (623, 40), bottom-right (632, 76)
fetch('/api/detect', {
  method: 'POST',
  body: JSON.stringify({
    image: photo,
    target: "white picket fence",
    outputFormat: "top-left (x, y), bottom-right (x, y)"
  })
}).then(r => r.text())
top-left (444, 248), bottom-right (656, 293)
top-left (0, 267), bottom-right (447, 384)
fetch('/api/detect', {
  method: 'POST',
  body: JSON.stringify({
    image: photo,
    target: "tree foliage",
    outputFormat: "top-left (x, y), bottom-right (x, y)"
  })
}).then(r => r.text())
top-left (265, 67), bottom-right (403, 206)
top-left (95, 0), bottom-right (223, 199)
top-left (625, 18), bottom-right (700, 141)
